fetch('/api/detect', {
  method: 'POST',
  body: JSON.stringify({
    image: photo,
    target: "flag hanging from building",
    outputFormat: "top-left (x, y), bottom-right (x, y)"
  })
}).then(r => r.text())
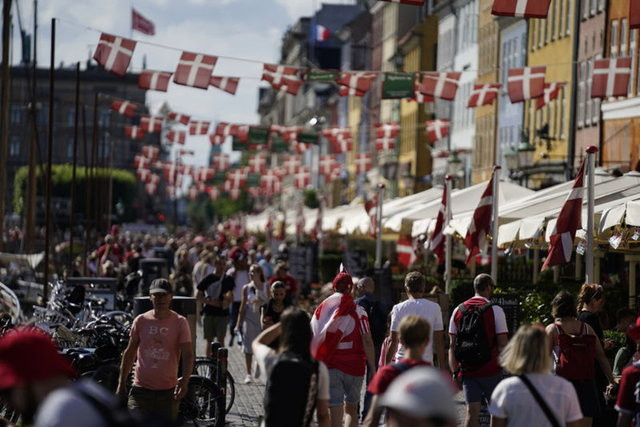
top-left (294, 166), bottom-right (311, 189)
top-left (467, 83), bottom-right (501, 108)
top-left (491, 0), bottom-right (551, 18)
top-left (315, 24), bottom-right (331, 42)
top-left (430, 184), bottom-right (448, 264)
top-left (338, 72), bottom-right (377, 97)
top-left (465, 173), bottom-right (495, 264)
top-left (93, 33), bottom-right (136, 77)
top-left (354, 153), bottom-right (373, 173)
top-left (138, 70), bottom-right (172, 92)
top-left (210, 76), bottom-right (240, 95)
top-left (397, 238), bottom-right (417, 268)
top-left (418, 72), bottom-right (461, 101)
top-left (131, 8), bottom-right (155, 35)
top-left (173, 51), bottom-right (217, 89)
top-left (426, 119), bottom-right (450, 143)
top-left (541, 159), bottom-right (586, 270)
top-left (262, 64), bottom-right (303, 95)
top-left (140, 115), bottom-right (163, 133)
top-left (167, 111), bottom-right (191, 125)
top-left (536, 82), bottom-right (566, 109)
top-left (166, 130), bottom-right (186, 145)
top-left (507, 66), bottom-right (546, 103)
top-left (125, 126), bottom-right (145, 140)
top-left (110, 99), bottom-right (138, 117)
top-left (591, 58), bottom-right (632, 99)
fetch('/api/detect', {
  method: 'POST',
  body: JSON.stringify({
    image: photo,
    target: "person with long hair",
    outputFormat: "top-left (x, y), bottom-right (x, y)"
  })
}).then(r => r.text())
top-left (234, 264), bottom-right (269, 383)
top-left (490, 325), bottom-right (583, 426)
top-left (545, 291), bottom-right (615, 427)
top-left (252, 307), bottom-right (330, 427)
top-left (260, 281), bottom-right (289, 329)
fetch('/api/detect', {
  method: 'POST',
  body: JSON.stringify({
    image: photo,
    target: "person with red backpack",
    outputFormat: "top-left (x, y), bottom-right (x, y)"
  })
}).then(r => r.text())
top-left (545, 291), bottom-right (615, 427)
top-left (448, 273), bottom-right (508, 427)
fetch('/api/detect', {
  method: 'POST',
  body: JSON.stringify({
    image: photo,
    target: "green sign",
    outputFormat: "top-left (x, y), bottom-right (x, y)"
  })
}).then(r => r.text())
top-left (232, 136), bottom-right (248, 151)
top-left (271, 135), bottom-right (289, 153)
top-left (382, 72), bottom-right (415, 99)
top-left (305, 69), bottom-right (339, 82)
top-left (298, 131), bottom-right (319, 144)
top-left (248, 126), bottom-right (270, 145)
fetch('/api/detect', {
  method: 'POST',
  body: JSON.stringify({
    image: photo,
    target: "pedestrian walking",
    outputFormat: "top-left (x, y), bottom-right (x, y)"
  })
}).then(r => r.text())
top-left (252, 307), bottom-right (330, 427)
top-left (227, 247), bottom-right (250, 346)
top-left (268, 262), bottom-right (299, 302)
top-left (448, 273), bottom-right (508, 427)
top-left (385, 272), bottom-right (445, 367)
top-left (489, 324), bottom-right (583, 427)
top-left (235, 263), bottom-right (270, 383)
top-left (117, 278), bottom-right (194, 422)
top-left (545, 291), bottom-right (616, 427)
top-left (310, 272), bottom-right (376, 427)
top-left (261, 281), bottom-right (290, 329)
top-left (614, 315), bottom-right (640, 426)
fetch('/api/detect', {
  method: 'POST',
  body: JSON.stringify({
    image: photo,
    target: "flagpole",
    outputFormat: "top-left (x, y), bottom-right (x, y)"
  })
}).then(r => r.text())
top-left (585, 146), bottom-right (598, 283)
top-left (444, 175), bottom-right (453, 294)
top-left (491, 166), bottom-right (501, 283)
top-left (374, 183), bottom-right (385, 269)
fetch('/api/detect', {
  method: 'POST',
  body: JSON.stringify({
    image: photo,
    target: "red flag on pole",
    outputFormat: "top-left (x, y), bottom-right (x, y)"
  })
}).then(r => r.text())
top-left (397, 238), bottom-right (416, 268)
top-left (541, 159), bottom-right (586, 270)
top-left (465, 174), bottom-right (495, 264)
top-left (132, 8), bottom-right (155, 36)
top-left (430, 184), bottom-right (448, 264)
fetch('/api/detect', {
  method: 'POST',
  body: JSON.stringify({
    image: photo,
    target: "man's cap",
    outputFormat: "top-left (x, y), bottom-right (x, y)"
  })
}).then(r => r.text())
top-left (628, 316), bottom-right (640, 341)
top-left (0, 328), bottom-right (75, 390)
top-left (149, 278), bottom-right (173, 295)
top-left (378, 367), bottom-right (457, 421)
top-left (332, 272), bottom-right (353, 292)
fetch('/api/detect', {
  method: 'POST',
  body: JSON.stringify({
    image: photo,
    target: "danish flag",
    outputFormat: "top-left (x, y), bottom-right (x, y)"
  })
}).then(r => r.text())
top-left (322, 127), bottom-right (351, 142)
top-left (419, 72), bottom-right (462, 101)
top-left (194, 166), bottom-right (214, 182)
top-left (376, 122), bottom-right (400, 139)
top-left (294, 142), bottom-right (311, 154)
top-left (125, 126), bottom-right (145, 140)
top-left (147, 173), bottom-right (160, 185)
top-left (140, 115), bottom-right (163, 133)
top-left (261, 171), bottom-right (281, 196)
top-left (429, 182), bottom-right (449, 264)
top-left (331, 136), bottom-right (353, 154)
top-left (214, 122), bottom-right (233, 139)
top-left (465, 172), bottom-right (495, 264)
top-left (110, 99), bottom-right (137, 117)
top-left (280, 126), bottom-right (302, 142)
top-left (187, 186), bottom-right (199, 201)
top-left (207, 186), bottom-right (220, 201)
top-left (261, 64), bottom-right (303, 95)
top-left (227, 168), bottom-right (247, 189)
top-left (145, 182), bottom-right (158, 195)
top-left (354, 153), bottom-right (372, 174)
top-left (338, 72), bottom-right (377, 97)
top-left (294, 166), bottom-right (311, 189)
top-left (141, 145), bottom-right (160, 160)
top-left (411, 82), bottom-right (434, 103)
top-left (134, 154), bottom-right (150, 169)
top-left (210, 76), bottom-right (240, 95)
top-left (138, 70), bottom-right (172, 92)
top-left (426, 120), bottom-right (451, 143)
top-left (542, 159), bottom-right (586, 270)
top-left (319, 155), bottom-right (337, 177)
top-left (166, 130), bottom-right (186, 145)
top-left (93, 33), bottom-right (136, 77)
top-left (376, 138), bottom-right (395, 151)
top-left (189, 121), bottom-right (210, 135)
top-left (167, 111), bottom-right (191, 125)
top-left (282, 155), bottom-right (302, 175)
top-left (364, 193), bottom-right (379, 238)
top-left (632, 0), bottom-right (640, 29)
top-left (467, 83), bottom-right (501, 108)
top-left (173, 51), bottom-right (218, 89)
top-left (213, 153), bottom-right (230, 170)
top-left (537, 82), bottom-right (566, 109)
top-left (136, 168), bottom-right (151, 182)
top-left (397, 239), bottom-right (417, 268)
top-left (591, 58), bottom-right (632, 99)
top-left (248, 154), bottom-right (267, 174)
top-left (491, 0), bottom-right (552, 18)
top-left (507, 66), bottom-right (546, 102)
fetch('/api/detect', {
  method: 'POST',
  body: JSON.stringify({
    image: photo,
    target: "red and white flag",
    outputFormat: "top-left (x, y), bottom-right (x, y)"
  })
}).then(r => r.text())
top-left (354, 153), bottom-right (372, 173)
top-left (418, 72), bottom-right (461, 101)
top-left (189, 120), bottom-right (211, 135)
top-left (261, 64), bottom-right (302, 95)
top-left (227, 168), bottom-right (247, 189)
top-left (145, 182), bottom-right (158, 195)
top-left (331, 136), bottom-right (353, 154)
top-left (315, 24), bottom-right (331, 42)
top-left (542, 159), bottom-right (586, 270)
top-left (110, 99), bottom-right (137, 117)
top-left (136, 168), bottom-right (151, 182)
top-left (537, 82), bottom-right (566, 109)
top-left (491, 0), bottom-right (551, 18)
top-left (591, 58), bottom-right (632, 99)
top-left (294, 166), bottom-right (311, 189)
top-left (467, 83), bottom-right (501, 108)
top-left (507, 66), bottom-right (546, 103)
top-left (248, 154), bottom-right (267, 174)
top-left (140, 115), bottom-right (163, 133)
top-left (174, 51), bottom-right (217, 89)
top-left (364, 193), bottom-right (379, 238)
top-left (134, 154), bottom-right (149, 169)
top-left (319, 155), bottom-right (337, 177)
top-left (426, 120), bottom-right (451, 143)
top-left (632, 0), bottom-right (640, 29)
top-left (194, 166), bottom-right (214, 182)
top-left (465, 174), bottom-right (495, 264)
top-left (376, 122), bottom-right (400, 139)
top-left (93, 33), bottom-right (136, 77)
top-left (294, 142), bottom-right (311, 154)
top-left (376, 138), bottom-right (395, 151)
top-left (141, 145), bottom-right (159, 160)
top-left (166, 130), bottom-right (186, 145)
top-left (411, 82), bottom-right (434, 103)
top-left (125, 126), bottom-right (145, 140)
top-left (429, 184), bottom-right (448, 264)
top-left (131, 8), bottom-right (155, 35)
top-left (338, 72), bottom-right (377, 97)
top-left (380, 0), bottom-right (425, 4)
top-left (138, 70), bottom-right (172, 92)
top-left (207, 186), bottom-right (220, 201)
top-left (397, 238), bottom-right (417, 268)
top-left (213, 153), bottom-right (230, 170)
top-left (310, 292), bottom-right (362, 363)
top-left (282, 155), bottom-right (302, 175)
top-left (167, 111), bottom-right (191, 125)
top-left (261, 171), bottom-right (282, 196)
top-left (210, 76), bottom-right (240, 95)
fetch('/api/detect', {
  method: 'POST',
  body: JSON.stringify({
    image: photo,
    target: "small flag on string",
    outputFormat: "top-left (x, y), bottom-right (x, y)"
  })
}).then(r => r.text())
top-left (174, 51), bottom-right (217, 89)
top-left (491, 0), bottom-right (552, 18)
top-left (139, 70), bottom-right (172, 92)
top-left (131, 8), bottom-right (155, 36)
top-left (315, 24), bottom-right (331, 42)
top-left (93, 33), bottom-right (136, 77)
top-left (125, 126), bottom-right (145, 140)
top-left (167, 111), bottom-right (191, 125)
top-left (591, 58), bottom-right (632, 99)
top-left (210, 76), bottom-right (240, 95)
top-left (536, 82), bottom-right (566, 109)
top-left (110, 99), bottom-right (137, 117)
top-left (507, 66), bottom-right (546, 102)
top-left (467, 84), bottom-right (501, 108)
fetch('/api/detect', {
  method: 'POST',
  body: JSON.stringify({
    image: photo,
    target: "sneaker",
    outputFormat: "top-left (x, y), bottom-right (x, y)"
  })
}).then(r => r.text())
top-left (243, 375), bottom-right (252, 384)
top-left (228, 333), bottom-right (235, 347)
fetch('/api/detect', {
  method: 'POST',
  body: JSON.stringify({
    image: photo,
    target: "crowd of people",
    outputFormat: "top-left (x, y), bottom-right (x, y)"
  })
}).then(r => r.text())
top-left (2, 228), bottom-right (640, 426)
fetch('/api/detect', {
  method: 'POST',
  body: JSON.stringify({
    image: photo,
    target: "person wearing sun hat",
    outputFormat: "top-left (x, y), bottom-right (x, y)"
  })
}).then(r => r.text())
top-left (615, 316), bottom-right (640, 426)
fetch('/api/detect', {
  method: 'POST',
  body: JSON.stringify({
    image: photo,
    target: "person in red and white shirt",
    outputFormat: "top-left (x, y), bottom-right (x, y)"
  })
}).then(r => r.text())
top-left (615, 316), bottom-right (640, 427)
top-left (448, 273), bottom-right (508, 427)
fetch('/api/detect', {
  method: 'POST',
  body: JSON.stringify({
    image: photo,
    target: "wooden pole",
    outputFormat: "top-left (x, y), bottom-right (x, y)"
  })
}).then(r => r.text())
top-left (82, 104), bottom-right (89, 275)
top-left (69, 62), bottom-right (80, 272)
top-left (25, 0), bottom-right (38, 253)
top-left (0, 0), bottom-right (13, 252)
top-left (43, 18), bottom-right (55, 299)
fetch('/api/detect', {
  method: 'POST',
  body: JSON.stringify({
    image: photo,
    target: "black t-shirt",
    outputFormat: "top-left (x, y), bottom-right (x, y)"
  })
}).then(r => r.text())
top-left (197, 273), bottom-right (235, 317)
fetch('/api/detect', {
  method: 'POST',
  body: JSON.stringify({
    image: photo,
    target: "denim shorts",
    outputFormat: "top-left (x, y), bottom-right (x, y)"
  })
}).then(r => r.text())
top-left (462, 375), bottom-right (502, 404)
top-left (328, 369), bottom-right (364, 407)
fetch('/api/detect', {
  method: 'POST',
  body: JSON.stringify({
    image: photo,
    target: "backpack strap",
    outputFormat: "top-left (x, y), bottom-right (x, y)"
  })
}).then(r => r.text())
top-left (518, 375), bottom-right (562, 427)
top-left (477, 302), bottom-right (494, 314)
top-left (457, 303), bottom-right (468, 314)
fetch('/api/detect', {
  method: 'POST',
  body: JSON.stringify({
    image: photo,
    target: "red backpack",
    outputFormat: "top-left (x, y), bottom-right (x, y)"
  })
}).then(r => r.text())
top-left (553, 323), bottom-right (596, 380)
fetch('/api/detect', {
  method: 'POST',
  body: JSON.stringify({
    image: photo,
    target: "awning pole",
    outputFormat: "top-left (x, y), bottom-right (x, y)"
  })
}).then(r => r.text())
top-left (491, 166), bottom-right (501, 283)
top-left (585, 146), bottom-right (598, 283)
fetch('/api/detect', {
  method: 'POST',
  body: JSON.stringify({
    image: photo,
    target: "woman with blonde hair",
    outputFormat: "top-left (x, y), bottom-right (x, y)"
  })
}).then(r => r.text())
top-left (489, 325), bottom-right (583, 427)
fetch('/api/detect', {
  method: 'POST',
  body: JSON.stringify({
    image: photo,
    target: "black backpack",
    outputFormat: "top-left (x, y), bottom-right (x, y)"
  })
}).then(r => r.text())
top-left (453, 302), bottom-right (494, 367)
top-left (264, 352), bottom-right (319, 427)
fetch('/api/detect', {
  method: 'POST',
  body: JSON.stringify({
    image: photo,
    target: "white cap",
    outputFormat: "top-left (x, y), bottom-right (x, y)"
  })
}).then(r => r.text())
top-left (378, 367), bottom-right (457, 421)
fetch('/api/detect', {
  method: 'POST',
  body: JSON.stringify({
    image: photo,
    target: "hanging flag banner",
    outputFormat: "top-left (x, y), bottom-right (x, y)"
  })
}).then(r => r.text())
top-left (305, 69), bottom-right (339, 82)
top-left (248, 126), bottom-right (270, 145)
top-left (382, 72), bottom-right (415, 99)
top-left (232, 136), bottom-right (248, 151)
top-left (270, 135), bottom-right (288, 153)
top-left (298, 131), bottom-right (319, 144)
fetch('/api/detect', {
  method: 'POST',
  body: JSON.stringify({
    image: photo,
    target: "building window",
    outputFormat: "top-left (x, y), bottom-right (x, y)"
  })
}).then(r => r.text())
top-left (553, 0), bottom-right (560, 40)
top-left (586, 60), bottom-right (593, 126)
top-left (67, 137), bottom-right (74, 159)
top-left (611, 20), bottom-right (619, 58)
top-left (598, 0), bottom-right (605, 12)
top-left (565, 0), bottom-right (571, 36)
top-left (9, 136), bottom-right (19, 157)
top-left (10, 105), bottom-right (21, 124)
top-left (581, 0), bottom-right (588, 20)
top-left (631, 29), bottom-right (638, 95)
top-left (559, 90), bottom-right (565, 138)
top-left (590, 0), bottom-right (597, 16)
top-left (99, 110), bottom-right (110, 127)
top-left (621, 18), bottom-right (629, 56)
top-left (67, 108), bottom-right (75, 127)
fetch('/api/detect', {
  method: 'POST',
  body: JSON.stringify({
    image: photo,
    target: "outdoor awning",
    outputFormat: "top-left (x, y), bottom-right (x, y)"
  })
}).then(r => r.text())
top-left (0, 252), bottom-right (45, 270)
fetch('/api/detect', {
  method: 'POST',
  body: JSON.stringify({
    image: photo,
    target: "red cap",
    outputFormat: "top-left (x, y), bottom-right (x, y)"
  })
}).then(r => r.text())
top-left (0, 328), bottom-right (75, 390)
top-left (628, 317), bottom-right (640, 341)
top-left (332, 272), bottom-right (353, 293)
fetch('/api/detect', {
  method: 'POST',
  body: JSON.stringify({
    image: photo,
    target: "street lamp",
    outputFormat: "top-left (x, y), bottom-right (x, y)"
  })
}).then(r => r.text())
top-left (447, 151), bottom-right (463, 175)
top-left (517, 140), bottom-right (536, 168)
top-left (504, 146), bottom-right (518, 172)
top-left (391, 50), bottom-right (404, 71)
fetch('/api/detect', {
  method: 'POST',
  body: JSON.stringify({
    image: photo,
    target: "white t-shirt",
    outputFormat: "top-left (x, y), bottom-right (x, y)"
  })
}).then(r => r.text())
top-left (489, 373), bottom-right (583, 427)
top-left (390, 298), bottom-right (444, 363)
top-left (252, 342), bottom-right (330, 401)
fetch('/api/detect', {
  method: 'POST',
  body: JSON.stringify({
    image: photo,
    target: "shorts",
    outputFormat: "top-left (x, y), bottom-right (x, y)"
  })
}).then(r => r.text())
top-left (328, 368), bottom-right (364, 407)
top-left (128, 386), bottom-right (179, 421)
top-left (462, 375), bottom-right (502, 404)
top-left (203, 315), bottom-right (228, 341)
top-left (569, 379), bottom-right (601, 418)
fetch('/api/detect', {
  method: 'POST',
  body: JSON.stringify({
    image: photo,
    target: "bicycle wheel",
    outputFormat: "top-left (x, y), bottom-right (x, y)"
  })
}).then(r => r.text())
top-left (178, 375), bottom-right (223, 425)
top-left (193, 358), bottom-right (235, 413)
